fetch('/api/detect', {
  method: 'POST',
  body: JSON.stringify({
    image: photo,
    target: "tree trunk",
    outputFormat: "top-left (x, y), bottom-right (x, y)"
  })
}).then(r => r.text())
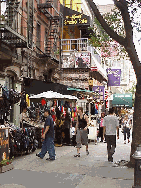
top-left (130, 78), bottom-right (141, 167)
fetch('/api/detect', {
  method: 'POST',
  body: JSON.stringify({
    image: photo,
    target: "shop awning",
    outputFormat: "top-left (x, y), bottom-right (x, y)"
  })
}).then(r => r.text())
top-left (112, 94), bottom-right (132, 108)
top-left (67, 87), bottom-right (93, 93)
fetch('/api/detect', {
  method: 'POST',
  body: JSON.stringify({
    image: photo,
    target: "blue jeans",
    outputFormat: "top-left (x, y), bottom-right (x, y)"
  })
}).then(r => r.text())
top-left (39, 137), bottom-right (55, 160)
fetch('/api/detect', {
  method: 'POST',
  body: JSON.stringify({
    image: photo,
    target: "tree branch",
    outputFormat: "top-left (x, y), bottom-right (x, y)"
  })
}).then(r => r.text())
top-left (87, 0), bottom-right (126, 46)
top-left (113, 0), bottom-right (133, 47)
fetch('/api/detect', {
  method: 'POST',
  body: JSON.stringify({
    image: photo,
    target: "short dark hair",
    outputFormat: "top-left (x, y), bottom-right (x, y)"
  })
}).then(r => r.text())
top-left (109, 108), bottom-right (114, 114)
top-left (44, 109), bottom-right (50, 115)
top-left (78, 107), bottom-right (83, 113)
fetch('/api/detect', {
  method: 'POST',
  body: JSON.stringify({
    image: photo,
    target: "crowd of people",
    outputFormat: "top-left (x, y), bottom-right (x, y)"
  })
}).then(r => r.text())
top-left (35, 106), bottom-right (133, 162)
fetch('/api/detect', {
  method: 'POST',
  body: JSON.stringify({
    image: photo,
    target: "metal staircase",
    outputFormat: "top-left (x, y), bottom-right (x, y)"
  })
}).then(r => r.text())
top-left (0, 0), bottom-right (27, 48)
top-left (37, 0), bottom-right (61, 61)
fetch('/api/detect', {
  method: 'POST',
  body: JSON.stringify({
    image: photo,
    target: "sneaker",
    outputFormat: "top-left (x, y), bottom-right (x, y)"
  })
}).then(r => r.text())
top-left (36, 153), bottom-right (43, 159)
top-left (46, 158), bottom-right (55, 161)
top-left (74, 153), bottom-right (80, 157)
top-left (86, 150), bottom-right (89, 155)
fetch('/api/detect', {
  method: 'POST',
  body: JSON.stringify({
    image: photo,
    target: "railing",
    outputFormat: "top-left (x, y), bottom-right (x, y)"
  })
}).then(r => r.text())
top-left (61, 38), bottom-right (107, 79)
top-left (61, 38), bottom-right (89, 52)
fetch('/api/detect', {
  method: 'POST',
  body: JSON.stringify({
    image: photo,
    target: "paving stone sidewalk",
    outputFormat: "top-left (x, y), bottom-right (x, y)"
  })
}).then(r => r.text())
top-left (0, 129), bottom-right (134, 188)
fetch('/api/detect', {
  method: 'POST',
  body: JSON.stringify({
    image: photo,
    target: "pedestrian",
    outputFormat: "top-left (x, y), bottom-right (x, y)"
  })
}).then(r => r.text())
top-left (123, 115), bottom-right (131, 144)
top-left (74, 107), bottom-right (89, 157)
top-left (103, 108), bottom-right (119, 162)
top-left (62, 106), bottom-right (71, 145)
top-left (36, 109), bottom-right (55, 160)
top-left (99, 112), bottom-right (105, 142)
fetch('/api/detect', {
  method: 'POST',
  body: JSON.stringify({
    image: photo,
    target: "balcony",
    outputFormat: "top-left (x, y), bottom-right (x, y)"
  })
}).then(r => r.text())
top-left (61, 38), bottom-right (107, 80)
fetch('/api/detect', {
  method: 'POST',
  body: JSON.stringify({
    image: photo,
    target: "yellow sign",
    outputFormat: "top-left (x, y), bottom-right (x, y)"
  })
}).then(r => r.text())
top-left (64, 14), bottom-right (88, 25)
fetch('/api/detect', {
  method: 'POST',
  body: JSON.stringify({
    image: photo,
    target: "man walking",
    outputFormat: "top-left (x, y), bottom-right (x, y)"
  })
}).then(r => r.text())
top-left (74, 107), bottom-right (89, 157)
top-left (103, 108), bottom-right (119, 162)
top-left (36, 109), bottom-right (55, 160)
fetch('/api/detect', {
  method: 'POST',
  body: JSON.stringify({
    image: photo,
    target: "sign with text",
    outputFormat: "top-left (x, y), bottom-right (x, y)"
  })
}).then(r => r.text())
top-left (106, 69), bottom-right (121, 86)
top-left (64, 14), bottom-right (90, 26)
top-left (93, 86), bottom-right (105, 101)
top-left (0, 128), bottom-right (9, 162)
top-left (112, 94), bottom-right (132, 107)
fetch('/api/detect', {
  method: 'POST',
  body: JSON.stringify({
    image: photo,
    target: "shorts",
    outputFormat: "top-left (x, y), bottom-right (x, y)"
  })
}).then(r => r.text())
top-left (76, 129), bottom-right (88, 148)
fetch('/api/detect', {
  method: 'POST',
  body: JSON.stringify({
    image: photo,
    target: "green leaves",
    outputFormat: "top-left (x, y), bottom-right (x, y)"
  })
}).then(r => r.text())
top-left (89, 6), bottom-right (127, 58)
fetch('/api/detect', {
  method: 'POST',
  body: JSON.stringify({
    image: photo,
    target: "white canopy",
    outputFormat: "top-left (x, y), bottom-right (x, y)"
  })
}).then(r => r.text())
top-left (29, 90), bottom-right (78, 100)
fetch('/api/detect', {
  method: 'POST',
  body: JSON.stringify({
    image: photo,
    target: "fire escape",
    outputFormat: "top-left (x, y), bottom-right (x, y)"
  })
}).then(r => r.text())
top-left (0, 0), bottom-right (27, 48)
top-left (37, 0), bottom-right (62, 62)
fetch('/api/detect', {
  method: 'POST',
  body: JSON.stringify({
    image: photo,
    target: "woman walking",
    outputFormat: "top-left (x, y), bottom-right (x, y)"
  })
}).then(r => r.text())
top-left (123, 115), bottom-right (131, 144)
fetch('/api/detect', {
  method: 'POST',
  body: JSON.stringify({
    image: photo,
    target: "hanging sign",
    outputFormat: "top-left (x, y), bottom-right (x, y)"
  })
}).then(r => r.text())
top-left (93, 86), bottom-right (105, 101)
top-left (64, 14), bottom-right (90, 26)
top-left (106, 69), bottom-right (121, 86)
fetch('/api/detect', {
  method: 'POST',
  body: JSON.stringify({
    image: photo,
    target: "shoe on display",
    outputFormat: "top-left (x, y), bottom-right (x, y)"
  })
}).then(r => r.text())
top-left (74, 153), bottom-right (80, 157)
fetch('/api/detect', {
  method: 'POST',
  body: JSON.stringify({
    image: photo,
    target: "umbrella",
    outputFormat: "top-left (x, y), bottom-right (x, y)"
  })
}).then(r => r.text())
top-left (30, 91), bottom-right (77, 100)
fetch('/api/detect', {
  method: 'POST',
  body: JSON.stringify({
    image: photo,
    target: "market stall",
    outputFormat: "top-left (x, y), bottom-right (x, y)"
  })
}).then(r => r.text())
top-left (29, 90), bottom-right (78, 146)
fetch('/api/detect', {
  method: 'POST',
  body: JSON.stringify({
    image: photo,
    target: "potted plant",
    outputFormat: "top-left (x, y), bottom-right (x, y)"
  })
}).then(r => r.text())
top-left (0, 157), bottom-right (14, 173)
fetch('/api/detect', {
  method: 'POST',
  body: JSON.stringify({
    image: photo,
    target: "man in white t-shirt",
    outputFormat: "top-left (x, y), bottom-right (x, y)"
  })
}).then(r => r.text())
top-left (103, 108), bottom-right (119, 162)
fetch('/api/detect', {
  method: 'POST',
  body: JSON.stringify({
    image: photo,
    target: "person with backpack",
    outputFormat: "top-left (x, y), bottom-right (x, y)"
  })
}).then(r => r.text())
top-left (36, 109), bottom-right (55, 161)
top-left (74, 107), bottom-right (89, 157)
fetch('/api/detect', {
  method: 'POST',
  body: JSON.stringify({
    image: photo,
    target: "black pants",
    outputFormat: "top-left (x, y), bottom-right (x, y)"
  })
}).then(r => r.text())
top-left (106, 135), bottom-right (116, 161)
top-left (99, 127), bottom-right (103, 141)
top-left (62, 128), bottom-right (70, 145)
top-left (124, 127), bottom-right (130, 140)
top-left (55, 126), bottom-right (62, 145)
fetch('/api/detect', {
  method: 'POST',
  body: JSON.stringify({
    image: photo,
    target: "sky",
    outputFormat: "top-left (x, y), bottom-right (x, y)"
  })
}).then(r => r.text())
top-left (93, 0), bottom-right (114, 5)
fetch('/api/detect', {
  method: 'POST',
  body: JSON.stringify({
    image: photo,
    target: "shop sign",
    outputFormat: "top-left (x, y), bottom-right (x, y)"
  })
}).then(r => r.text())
top-left (64, 14), bottom-right (90, 26)
top-left (93, 86), bottom-right (105, 100)
top-left (62, 52), bottom-right (91, 68)
top-left (0, 128), bottom-right (9, 162)
top-left (106, 68), bottom-right (121, 86)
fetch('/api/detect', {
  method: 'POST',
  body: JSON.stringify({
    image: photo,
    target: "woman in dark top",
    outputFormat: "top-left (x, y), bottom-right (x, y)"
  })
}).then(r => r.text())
top-left (74, 107), bottom-right (89, 157)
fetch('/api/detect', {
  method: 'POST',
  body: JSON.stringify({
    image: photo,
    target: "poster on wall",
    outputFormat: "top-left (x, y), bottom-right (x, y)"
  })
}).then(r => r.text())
top-left (0, 128), bottom-right (9, 162)
top-left (62, 52), bottom-right (91, 68)
top-left (106, 69), bottom-right (121, 86)
top-left (75, 52), bottom-right (91, 68)
top-left (93, 86), bottom-right (105, 100)
top-left (62, 53), bottom-right (75, 68)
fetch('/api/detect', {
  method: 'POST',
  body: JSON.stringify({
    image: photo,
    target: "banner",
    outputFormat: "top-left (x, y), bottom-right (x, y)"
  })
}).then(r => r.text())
top-left (62, 52), bottom-right (91, 68)
top-left (93, 86), bottom-right (105, 101)
top-left (106, 69), bottom-right (121, 86)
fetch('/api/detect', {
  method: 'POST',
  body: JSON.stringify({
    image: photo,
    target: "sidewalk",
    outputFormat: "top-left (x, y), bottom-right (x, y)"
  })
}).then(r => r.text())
top-left (0, 129), bottom-right (134, 188)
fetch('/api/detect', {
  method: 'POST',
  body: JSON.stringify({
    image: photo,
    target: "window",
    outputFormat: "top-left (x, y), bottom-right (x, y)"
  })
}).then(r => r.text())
top-left (36, 23), bottom-right (41, 49)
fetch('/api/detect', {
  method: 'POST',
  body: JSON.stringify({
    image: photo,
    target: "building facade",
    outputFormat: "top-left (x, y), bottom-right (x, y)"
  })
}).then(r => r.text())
top-left (0, 0), bottom-right (62, 125)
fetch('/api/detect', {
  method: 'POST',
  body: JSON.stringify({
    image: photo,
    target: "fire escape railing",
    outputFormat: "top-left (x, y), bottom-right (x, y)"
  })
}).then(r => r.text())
top-left (0, 1), bottom-right (27, 48)
top-left (37, 0), bottom-right (62, 62)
